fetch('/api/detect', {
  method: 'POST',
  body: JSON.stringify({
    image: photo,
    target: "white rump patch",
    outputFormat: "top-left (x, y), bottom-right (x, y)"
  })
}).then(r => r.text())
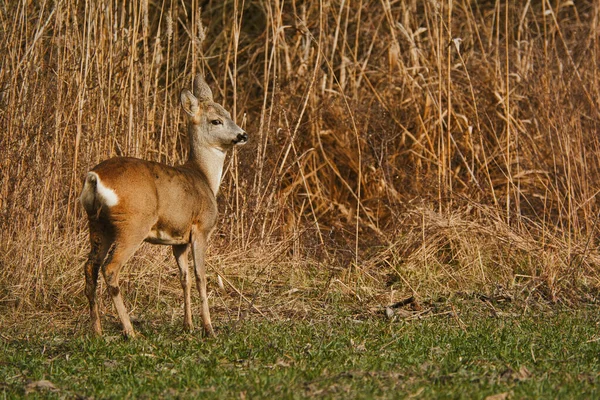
top-left (95, 173), bottom-right (119, 207)
top-left (81, 171), bottom-right (119, 208)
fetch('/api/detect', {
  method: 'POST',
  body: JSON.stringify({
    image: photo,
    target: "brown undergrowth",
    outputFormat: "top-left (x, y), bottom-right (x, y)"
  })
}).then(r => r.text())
top-left (1, 1), bottom-right (600, 329)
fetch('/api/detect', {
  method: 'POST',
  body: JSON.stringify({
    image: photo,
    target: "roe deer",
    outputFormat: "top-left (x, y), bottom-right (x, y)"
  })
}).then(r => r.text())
top-left (80, 74), bottom-right (247, 338)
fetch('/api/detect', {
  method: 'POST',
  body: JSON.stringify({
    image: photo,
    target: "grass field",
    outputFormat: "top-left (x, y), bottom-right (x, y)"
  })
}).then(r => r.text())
top-left (2, 301), bottom-right (600, 399)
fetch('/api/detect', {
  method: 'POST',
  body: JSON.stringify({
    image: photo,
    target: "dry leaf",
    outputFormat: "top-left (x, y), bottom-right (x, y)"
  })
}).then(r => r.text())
top-left (25, 380), bottom-right (58, 394)
top-left (517, 365), bottom-right (532, 381)
top-left (485, 392), bottom-right (510, 400)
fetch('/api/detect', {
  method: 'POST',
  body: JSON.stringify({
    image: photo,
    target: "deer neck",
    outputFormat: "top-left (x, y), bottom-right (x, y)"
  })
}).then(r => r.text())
top-left (188, 135), bottom-right (227, 196)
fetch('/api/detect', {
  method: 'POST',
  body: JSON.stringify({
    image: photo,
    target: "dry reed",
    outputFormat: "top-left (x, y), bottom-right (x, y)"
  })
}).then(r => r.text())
top-left (1, 0), bottom-right (599, 323)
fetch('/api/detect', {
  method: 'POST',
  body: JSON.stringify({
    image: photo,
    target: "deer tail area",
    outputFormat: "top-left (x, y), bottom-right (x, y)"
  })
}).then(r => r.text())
top-left (80, 172), bottom-right (120, 216)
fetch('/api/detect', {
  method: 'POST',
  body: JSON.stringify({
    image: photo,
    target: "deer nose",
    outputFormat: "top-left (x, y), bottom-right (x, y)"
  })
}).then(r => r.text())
top-left (235, 132), bottom-right (248, 144)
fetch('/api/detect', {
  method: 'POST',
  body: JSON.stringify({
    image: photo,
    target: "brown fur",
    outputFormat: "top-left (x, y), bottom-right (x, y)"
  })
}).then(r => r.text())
top-left (90, 158), bottom-right (218, 245)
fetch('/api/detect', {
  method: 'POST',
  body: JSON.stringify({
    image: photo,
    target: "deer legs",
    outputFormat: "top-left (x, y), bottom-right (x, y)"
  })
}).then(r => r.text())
top-left (84, 230), bottom-right (109, 336)
top-left (191, 229), bottom-right (215, 337)
top-left (173, 244), bottom-right (193, 331)
top-left (84, 222), bottom-right (215, 338)
top-left (173, 234), bottom-right (214, 337)
top-left (84, 220), bottom-right (148, 338)
top-left (101, 238), bottom-right (143, 338)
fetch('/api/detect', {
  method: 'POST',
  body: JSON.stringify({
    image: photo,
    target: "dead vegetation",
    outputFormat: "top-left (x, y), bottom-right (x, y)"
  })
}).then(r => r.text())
top-left (1, 0), bottom-right (600, 324)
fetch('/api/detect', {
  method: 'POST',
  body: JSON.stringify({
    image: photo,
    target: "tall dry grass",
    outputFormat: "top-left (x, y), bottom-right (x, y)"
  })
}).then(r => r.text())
top-left (1, 0), bottom-right (600, 320)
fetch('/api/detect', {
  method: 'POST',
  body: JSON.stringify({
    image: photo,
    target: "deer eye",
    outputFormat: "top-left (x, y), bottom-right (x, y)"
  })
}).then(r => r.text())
top-left (211, 119), bottom-right (223, 126)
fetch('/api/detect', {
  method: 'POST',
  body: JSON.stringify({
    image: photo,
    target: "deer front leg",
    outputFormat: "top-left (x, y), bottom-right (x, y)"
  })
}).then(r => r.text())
top-left (173, 244), bottom-right (193, 332)
top-left (191, 230), bottom-right (215, 337)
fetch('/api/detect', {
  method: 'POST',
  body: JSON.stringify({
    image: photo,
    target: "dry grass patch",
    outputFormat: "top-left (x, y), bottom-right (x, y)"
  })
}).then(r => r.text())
top-left (1, 0), bottom-right (600, 321)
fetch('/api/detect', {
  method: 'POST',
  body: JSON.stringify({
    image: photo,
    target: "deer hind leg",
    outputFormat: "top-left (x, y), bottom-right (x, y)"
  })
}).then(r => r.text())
top-left (173, 244), bottom-right (193, 332)
top-left (191, 229), bottom-right (215, 337)
top-left (84, 225), bottom-right (110, 335)
top-left (101, 230), bottom-right (147, 338)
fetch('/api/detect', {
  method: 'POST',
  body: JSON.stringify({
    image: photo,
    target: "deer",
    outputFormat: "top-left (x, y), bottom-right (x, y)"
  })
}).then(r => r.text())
top-left (79, 73), bottom-right (247, 338)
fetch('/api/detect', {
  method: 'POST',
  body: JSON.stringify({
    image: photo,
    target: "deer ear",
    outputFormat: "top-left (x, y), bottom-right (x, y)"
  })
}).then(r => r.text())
top-left (193, 73), bottom-right (213, 102)
top-left (180, 89), bottom-right (199, 116)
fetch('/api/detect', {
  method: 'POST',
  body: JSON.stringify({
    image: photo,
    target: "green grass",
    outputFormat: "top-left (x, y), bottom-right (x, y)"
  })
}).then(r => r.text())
top-left (2, 306), bottom-right (600, 399)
